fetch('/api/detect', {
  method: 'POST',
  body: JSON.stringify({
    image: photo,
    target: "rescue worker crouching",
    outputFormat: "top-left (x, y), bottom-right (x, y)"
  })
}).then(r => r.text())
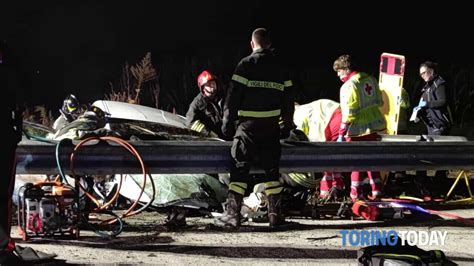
top-left (216, 28), bottom-right (294, 229)
top-left (292, 99), bottom-right (345, 199)
top-left (53, 94), bottom-right (84, 131)
top-left (412, 61), bottom-right (453, 195)
top-left (413, 61), bottom-right (452, 136)
top-left (186, 70), bottom-right (230, 140)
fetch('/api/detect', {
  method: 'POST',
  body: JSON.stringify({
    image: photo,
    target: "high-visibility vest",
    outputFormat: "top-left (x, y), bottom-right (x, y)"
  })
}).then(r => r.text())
top-left (294, 99), bottom-right (340, 141)
top-left (340, 72), bottom-right (386, 137)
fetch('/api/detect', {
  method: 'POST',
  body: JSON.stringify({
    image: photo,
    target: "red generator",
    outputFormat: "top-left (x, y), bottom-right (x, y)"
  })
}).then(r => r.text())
top-left (17, 181), bottom-right (80, 240)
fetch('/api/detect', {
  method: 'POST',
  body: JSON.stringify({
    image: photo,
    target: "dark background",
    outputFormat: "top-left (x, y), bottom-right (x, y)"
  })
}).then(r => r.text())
top-left (2, 1), bottom-right (474, 120)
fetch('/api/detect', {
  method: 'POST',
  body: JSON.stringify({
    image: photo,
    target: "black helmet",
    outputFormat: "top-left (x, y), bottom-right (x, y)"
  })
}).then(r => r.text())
top-left (60, 94), bottom-right (81, 122)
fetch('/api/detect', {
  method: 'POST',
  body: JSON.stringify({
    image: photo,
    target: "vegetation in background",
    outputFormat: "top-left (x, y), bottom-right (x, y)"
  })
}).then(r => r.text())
top-left (447, 64), bottom-right (474, 128)
top-left (21, 50), bottom-right (474, 140)
top-left (105, 52), bottom-right (160, 109)
top-left (402, 63), bottom-right (474, 139)
top-left (22, 105), bottom-right (55, 128)
top-left (104, 49), bottom-right (242, 115)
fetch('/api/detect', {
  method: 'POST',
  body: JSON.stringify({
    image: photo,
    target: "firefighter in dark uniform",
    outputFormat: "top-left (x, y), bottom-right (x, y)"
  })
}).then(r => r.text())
top-left (0, 39), bottom-right (23, 263)
top-left (1, 40), bottom-right (55, 263)
top-left (164, 70), bottom-right (227, 226)
top-left (186, 70), bottom-right (229, 140)
top-left (216, 28), bottom-right (294, 228)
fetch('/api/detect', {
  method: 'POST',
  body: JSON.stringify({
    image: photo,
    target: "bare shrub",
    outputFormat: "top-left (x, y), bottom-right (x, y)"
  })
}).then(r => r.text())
top-left (23, 105), bottom-right (55, 128)
top-left (105, 52), bottom-right (160, 108)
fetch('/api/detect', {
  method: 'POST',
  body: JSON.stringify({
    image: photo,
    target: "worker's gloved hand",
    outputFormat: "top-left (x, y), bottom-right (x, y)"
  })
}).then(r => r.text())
top-left (337, 135), bottom-right (344, 142)
top-left (280, 121), bottom-right (296, 140)
top-left (221, 124), bottom-right (235, 140)
top-left (280, 126), bottom-right (292, 139)
top-left (208, 131), bottom-right (219, 138)
top-left (418, 100), bottom-right (427, 108)
top-left (410, 106), bottom-right (421, 122)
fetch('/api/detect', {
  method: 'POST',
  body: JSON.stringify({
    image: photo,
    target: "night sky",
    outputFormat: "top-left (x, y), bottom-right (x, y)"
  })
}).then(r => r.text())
top-left (2, 1), bottom-right (473, 115)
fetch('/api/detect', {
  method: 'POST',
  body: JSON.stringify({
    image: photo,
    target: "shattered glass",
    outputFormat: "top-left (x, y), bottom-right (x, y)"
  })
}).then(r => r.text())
top-left (116, 173), bottom-right (227, 211)
top-left (20, 102), bottom-right (226, 212)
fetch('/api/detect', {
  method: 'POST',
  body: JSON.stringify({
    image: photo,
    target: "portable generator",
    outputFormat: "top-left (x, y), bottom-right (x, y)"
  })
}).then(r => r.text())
top-left (17, 181), bottom-right (80, 240)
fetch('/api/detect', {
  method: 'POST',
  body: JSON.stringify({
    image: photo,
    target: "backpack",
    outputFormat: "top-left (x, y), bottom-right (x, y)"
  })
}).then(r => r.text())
top-left (357, 237), bottom-right (447, 266)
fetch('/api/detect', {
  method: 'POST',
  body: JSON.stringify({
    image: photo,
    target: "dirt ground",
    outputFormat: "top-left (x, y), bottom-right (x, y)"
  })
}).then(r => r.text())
top-left (10, 206), bottom-right (474, 265)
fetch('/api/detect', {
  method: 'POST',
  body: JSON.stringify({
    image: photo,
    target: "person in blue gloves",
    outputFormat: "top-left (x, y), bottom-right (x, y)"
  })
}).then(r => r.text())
top-left (413, 61), bottom-right (452, 136)
top-left (413, 61), bottom-right (453, 196)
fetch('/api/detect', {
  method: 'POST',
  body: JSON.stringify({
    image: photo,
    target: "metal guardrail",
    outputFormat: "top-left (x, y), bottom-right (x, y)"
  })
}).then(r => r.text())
top-left (15, 135), bottom-right (474, 175)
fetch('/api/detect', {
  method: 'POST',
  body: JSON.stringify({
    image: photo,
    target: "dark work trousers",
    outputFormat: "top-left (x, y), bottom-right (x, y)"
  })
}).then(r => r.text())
top-left (230, 117), bottom-right (281, 186)
top-left (416, 125), bottom-right (450, 196)
top-left (427, 124), bottom-right (450, 136)
top-left (1, 125), bottom-right (18, 252)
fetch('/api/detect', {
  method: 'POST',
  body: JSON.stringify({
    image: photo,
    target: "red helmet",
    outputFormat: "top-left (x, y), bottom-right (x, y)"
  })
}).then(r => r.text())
top-left (197, 70), bottom-right (217, 89)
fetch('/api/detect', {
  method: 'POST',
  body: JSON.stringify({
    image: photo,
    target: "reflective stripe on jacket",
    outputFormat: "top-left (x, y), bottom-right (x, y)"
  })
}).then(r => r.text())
top-left (340, 72), bottom-right (386, 137)
top-left (185, 93), bottom-right (224, 138)
top-left (294, 99), bottom-right (340, 141)
top-left (222, 48), bottom-right (294, 134)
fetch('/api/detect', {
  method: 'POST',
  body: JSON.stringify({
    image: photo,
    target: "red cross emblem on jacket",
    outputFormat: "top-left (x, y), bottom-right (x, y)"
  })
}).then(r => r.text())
top-left (364, 83), bottom-right (373, 96)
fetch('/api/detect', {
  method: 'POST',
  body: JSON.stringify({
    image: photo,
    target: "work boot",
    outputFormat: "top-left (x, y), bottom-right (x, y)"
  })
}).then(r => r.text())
top-left (0, 246), bottom-right (57, 264)
top-left (0, 251), bottom-right (21, 265)
top-left (164, 207), bottom-right (187, 227)
top-left (268, 194), bottom-right (284, 228)
top-left (215, 191), bottom-right (243, 228)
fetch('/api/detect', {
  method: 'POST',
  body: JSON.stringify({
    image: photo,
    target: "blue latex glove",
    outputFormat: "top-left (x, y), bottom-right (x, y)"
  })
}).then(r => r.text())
top-left (410, 106), bottom-right (421, 122)
top-left (337, 135), bottom-right (344, 142)
top-left (418, 100), bottom-right (427, 108)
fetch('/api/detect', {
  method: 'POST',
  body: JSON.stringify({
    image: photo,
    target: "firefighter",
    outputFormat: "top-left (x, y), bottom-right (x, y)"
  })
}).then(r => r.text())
top-left (53, 94), bottom-right (83, 131)
top-left (217, 28), bottom-right (294, 228)
top-left (333, 54), bottom-right (386, 202)
top-left (186, 70), bottom-right (229, 140)
top-left (293, 99), bottom-right (344, 199)
top-left (1, 40), bottom-right (56, 263)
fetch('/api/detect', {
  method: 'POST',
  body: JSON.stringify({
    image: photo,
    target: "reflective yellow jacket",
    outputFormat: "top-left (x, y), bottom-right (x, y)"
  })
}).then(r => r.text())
top-left (293, 99), bottom-right (340, 141)
top-left (340, 72), bottom-right (386, 137)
